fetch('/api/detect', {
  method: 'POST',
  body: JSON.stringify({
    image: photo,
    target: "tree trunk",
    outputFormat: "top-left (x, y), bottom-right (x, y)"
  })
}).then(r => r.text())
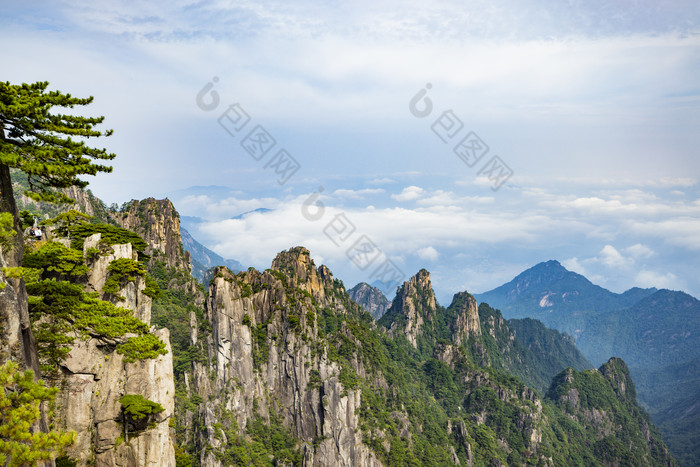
top-left (0, 162), bottom-right (24, 267)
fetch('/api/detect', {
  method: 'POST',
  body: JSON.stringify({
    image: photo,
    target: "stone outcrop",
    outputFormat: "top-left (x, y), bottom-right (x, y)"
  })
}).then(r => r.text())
top-left (192, 247), bottom-right (380, 466)
top-left (449, 291), bottom-right (482, 344)
top-left (116, 198), bottom-right (189, 271)
top-left (380, 269), bottom-right (436, 348)
top-left (50, 233), bottom-right (176, 466)
top-left (348, 282), bottom-right (390, 320)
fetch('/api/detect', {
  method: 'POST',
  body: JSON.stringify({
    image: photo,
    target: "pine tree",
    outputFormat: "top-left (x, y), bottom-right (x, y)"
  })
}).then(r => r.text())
top-left (0, 361), bottom-right (76, 466)
top-left (0, 81), bottom-right (115, 205)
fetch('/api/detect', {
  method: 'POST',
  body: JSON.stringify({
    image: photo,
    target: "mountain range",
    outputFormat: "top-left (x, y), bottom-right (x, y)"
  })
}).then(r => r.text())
top-left (3, 173), bottom-right (687, 465)
top-left (475, 260), bottom-right (699, 466)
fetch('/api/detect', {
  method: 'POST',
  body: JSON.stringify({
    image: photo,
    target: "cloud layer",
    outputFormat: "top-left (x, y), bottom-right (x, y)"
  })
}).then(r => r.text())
top-left (4, 1), bottom-right (699, 302)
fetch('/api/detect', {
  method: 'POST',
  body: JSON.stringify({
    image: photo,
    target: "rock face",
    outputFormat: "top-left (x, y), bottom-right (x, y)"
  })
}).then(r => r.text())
top-left (192, 247), bottom-right (380, 466)
top-left (379, 269), bottom-right (436, 348)
top-left (0, 261), bottom-right (39, 373)
top-left (51, 231), bottom-right (176, 465)
top-left (56, 329), bottom-right (175, 467)
top-left (348, 282), bottom-right (390, 320)
top-left (116, 198), bottom-right (189, 271)
top-left (448, 291), bottom-right (482, 344)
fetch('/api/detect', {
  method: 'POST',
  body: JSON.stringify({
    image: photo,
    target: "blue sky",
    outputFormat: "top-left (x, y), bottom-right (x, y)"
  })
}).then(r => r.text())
top-left (3, 0), bottom-right (699, 303)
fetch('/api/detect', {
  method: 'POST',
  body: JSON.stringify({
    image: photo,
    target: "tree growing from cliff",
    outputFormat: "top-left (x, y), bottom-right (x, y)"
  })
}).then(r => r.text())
top-left (0, 81), bottom-right (115, 205)
top-left (0, 361), bottom-right (76, 466)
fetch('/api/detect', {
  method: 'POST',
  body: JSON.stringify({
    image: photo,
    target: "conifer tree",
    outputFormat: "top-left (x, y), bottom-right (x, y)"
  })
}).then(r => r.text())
top-left (0, 361), bottom-right (76, 466)
top-left (0, 80), bottom-right (115, 206)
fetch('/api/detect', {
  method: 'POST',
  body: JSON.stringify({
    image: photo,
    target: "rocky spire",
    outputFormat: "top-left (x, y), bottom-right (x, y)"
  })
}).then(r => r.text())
top-left (448, 291), bottom-right (482, 344)
top-left (379, 269), bottom-right (437, 348)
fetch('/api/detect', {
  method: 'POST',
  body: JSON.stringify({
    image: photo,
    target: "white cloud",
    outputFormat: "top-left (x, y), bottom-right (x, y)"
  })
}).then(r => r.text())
top-left (625, 243), bottom-right (654, 259)
top-left (391, 186), bottom-right (425, 201)
top-left (333, 188), bottom-right (385, 199)
top-left (635, 270), bottom-right (678, 289)
top-left (416, 246), bottom-right (439, 261)
top-left (562, 257), bottom-right (587, 276)
top-left (599, 245), bottom-right (632, 269)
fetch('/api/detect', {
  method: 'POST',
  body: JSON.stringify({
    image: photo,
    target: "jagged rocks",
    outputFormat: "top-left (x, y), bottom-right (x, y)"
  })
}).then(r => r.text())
top-left (117, 198), bottom-right (190, 271)
top-left (348, 282), bottom-right (390, 320)
top-left (194, 248), bottom-right (380, 466)
top-left (380, 269), bottom-right (436, 348)
top-left (449, 292), bottom-right (481, 343)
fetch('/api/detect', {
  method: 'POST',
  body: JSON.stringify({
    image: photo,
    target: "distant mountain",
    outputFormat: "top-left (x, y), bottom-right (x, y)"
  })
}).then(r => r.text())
top-left (348, 282), bottom-right (390, 319)
top-left (474, 260), bottom-right (657, 337)
top-left (476, 261), bottom-right (698, 466)
top-left (180, 227), bottom-right (243, 283)
top-left (377, 270), bottom-right (592, 394)
top-left (577, 289), bottom-right (700, 368)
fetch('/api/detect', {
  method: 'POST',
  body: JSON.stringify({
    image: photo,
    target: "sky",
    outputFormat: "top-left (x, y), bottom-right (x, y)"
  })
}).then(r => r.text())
top-left (3, 0), bottom-right (700, 303)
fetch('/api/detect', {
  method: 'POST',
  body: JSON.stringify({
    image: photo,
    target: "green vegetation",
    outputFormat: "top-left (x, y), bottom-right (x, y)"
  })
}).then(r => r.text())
top-left (68, 222), bottom-right (148, 257)
top-left (0, 361), bottom-right (76, 466)
top-left (0, 212), bottom-right (16, 252)
top-left (117, 334), bottom-right (168, 363)
top-left (23, 242), bottom-right (89, 278)
top-left (119, 394), bottom-right (164, 421)
top-left (40, 210), bottom-right (92, 237)
top-left (102, 258), bottom-right (148, 296)
top-left (215, 406), bottom-right (301, 466)
top-left (17, 214), bottom-right (167, 376)
top-left (545, 359), bottom-right (673, 466)
top-left (0, 81), bottom-right (114, 204)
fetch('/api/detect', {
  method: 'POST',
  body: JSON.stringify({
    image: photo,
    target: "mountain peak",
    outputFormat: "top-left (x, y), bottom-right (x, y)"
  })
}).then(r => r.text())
top-left (348, 282), bottom-right (390, 320)
top-left (271, 246), bottom-right (313, 275)
top-left (270, 247), bottom-right (332, 303)
top-left (378, 269), bottom-right (438, 348)
top-left (447, 291), bottom-right (482, 342)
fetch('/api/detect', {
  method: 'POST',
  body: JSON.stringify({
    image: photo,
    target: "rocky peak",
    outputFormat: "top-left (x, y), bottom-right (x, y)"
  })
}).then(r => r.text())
top-left (379, 269), bottom-right (438, 348)
top-left (116, 198), bottom-right (188, 271)
top-left (198, 251), bottom-right (380, 466)
top-left (348, 282), bottom-right (390, 320)
top-left (448, 291), bottom-right (482, 344)
top-left (271, 246), bottom-right (314, 279)
top-left (271, 246), bottom-right (329, 303)
top-left (600, 357), bottom-right (636, 402)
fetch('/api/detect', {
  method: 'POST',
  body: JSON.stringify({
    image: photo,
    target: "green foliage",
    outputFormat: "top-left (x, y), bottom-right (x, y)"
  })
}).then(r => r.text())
top-left (544, 360), bottom-right (673, 466)
top-left (40, 210), bottom-right (92, 237)
top-left (27, 277), bottom-right (157, 373)
top-left (338, 366), bottom-right (360, 391)
top-left (54, 455), bottom-right (78, 467)
top-left (18, 210), bottom-right (35, 230)
top-left (119, 394), bottom-right (164, 420)
top-left (1, 266), bottom-right (42, 284)
top-left (102, 258), bottom-right (147, 296)
top-left (217, 408), bottom-right (301, 466)
top-left (22, 233), bottom-right (165, 374)
top-left (0, 361), bottom-right (76, 466)
top-left (252, 322), bottom-right (270, 370)
top-left (0, 80), bottom-right (115, 204)
top-left (68, 222), bottom-right (148, 256)
top-left (117, 334), bottom-right (168, 363)
top-left (23, 241), bottom-right (89, 278)
top-left (0, 212), bottom-right (16, 252)
top-left (142, 275), bottom-right (162, 299)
